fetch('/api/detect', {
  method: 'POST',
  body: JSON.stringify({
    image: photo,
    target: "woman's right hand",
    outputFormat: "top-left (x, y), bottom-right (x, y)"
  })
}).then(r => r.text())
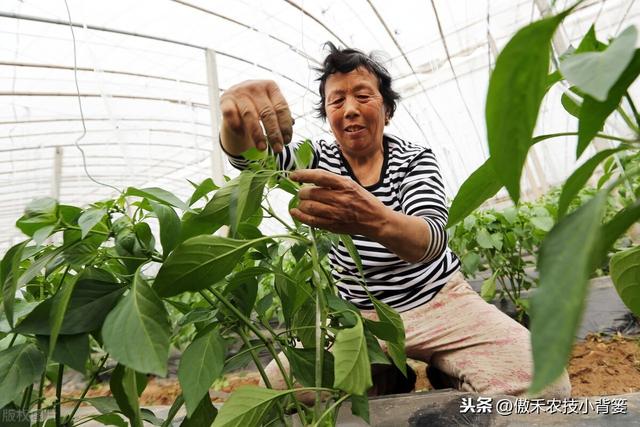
top-left (219, 80), bottom-right (294, 155)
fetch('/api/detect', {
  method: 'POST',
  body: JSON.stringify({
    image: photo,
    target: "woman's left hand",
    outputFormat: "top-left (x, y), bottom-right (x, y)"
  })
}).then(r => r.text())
top-left (289, 169), bottom-right (390, 237)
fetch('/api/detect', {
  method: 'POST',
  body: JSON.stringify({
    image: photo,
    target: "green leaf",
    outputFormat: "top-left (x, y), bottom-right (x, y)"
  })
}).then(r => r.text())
top-left (284, 347), bottom-right (334, 388)
top-left (92, 413), bottom-right (127, 427)
top-left (558, 148), bottom-right (625, 218)
top-left (109, 364), bottom-right (144, 427)
top-left (32, 224), bottom-right (56, 247)
top-left (188, 178), bottom-right (219, 206)
top-left (461, 252), bottom-right (481, 276)
top-left (78, 208), bottom-right (106, 239)
top-left (178, 325), bottom-right (226, 416)
top-left (530, 216), bottom-right (554, 232)
top-left (610, 246), bottom-right (640, 316)
top-left (476, 228), bottom-right (494, 249)
top-left (103, 270), bottom-right (170, 376)
top-left (486, 11), bottom-right (570, 203)
top-left (181, 174), bottom-right (267, 242)
top-left (339, 235), bottom-right (364, 280)
top-left (0, 343), bottom-right (46, 408)
top-left (133, 222), bottom-right (155, 253)
top-left (333, 317), bottom-right (372, 395)
top-left (577, 50), bottom-right (640, 156)
top-left (36, 334), bottom-right (89, 373)
top-left (16, 268), bottom-right (125, 335)
top-left (364, 328), bottom-right (390, 365)
top-left (530, 192), bottom-right (607, 394)
top-left (140, 408), bottom-right (164, 426)
top-left (480, 272), bottom-right (497, 302)
top-left (1, 241), bottom-right (27, 328)
top-left (16, 198), bottom-right (58, 237)
top-left (154, 236), bottom-right (265, 297)
top-left (574, 25), bottom-right (606, 54)
top-left (125, 187), bottom-right (191, 212)
top-left (350, 394), bottom-right (370, 424)
top-left (62, 230), bottom-right (108, 267)
top-left (369, 297), bottom-right (406, 376)
top-left (84, 396), bottom-right (120, 414)
top-left (229, 171), bottom-right (257, 238)
top-left (559, 26), bottom-right (637, 102)
top-left (294, 140), bottom-right (314, 169)
top-left (560, 90), bottom-right (581, 118)
top-left (240, 147), bottom-right (267, 161)
top-left (592, 201), bottom-right (640, 267)
top-left (211, 387), bottom-right (289, 427)
top-left (446, 159), bottom-right (501, 228)
top-left (179, 395), bottom-right (217, 427)
top-left (48, 272), bottom-right (79, 359)
top-left (0, 300), bottom-right (38, 333)
top-left (150, 201), bottom-right (181, 257)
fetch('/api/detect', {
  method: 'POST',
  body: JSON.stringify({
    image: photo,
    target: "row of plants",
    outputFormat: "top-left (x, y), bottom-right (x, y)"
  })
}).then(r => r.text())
top-left (0, 143), bottom-right (407, 426)
top-left (448, 153), bottom-right (640, 323)
top-left (447, 1), bottom-right (640, 395)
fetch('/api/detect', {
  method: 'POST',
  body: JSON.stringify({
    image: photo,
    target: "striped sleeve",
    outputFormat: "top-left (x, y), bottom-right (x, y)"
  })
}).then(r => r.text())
top-left (223, 139), bottom-right (320, 171)
top-left (398, 149), bottom-right (449, 263)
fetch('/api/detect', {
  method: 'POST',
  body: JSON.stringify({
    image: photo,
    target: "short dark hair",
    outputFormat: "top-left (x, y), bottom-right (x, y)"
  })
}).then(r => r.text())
top-left (314, 42), bottom-right (400, 120)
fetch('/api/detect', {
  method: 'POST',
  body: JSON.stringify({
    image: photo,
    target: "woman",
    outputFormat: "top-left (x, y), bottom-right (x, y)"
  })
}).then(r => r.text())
top-left (219, 42), bottom-right (571, 398)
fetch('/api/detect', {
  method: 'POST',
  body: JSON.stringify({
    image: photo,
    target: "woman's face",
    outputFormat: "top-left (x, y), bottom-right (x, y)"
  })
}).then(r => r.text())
top-left (324, 67), bottom-right (387, 156)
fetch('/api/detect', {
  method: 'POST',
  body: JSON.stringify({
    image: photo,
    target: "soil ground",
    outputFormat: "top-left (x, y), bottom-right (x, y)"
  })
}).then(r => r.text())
top-left (47, 333), bottom-right (640, 407)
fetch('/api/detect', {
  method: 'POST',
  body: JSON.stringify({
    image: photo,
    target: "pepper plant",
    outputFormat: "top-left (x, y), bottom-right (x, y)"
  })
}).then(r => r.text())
top-left (448, 202), bottom-right (552, 322)
top-left (0, 141), bottom-right (407, 426)
top-left (447, 1), bottom-right (640, 395)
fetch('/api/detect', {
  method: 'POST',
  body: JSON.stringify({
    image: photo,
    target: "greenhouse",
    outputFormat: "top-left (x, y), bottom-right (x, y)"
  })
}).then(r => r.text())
top-left (0, 0), bottom-right (639, 425)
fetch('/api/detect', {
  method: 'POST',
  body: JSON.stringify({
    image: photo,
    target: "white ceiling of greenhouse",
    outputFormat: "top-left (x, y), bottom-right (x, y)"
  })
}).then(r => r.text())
top-left (0, 0), bottom-right (639, 248)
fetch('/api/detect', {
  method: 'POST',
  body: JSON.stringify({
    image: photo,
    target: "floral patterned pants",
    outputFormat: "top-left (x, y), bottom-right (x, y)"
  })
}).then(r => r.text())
top-left (262, 272), bottom-right (572, 398)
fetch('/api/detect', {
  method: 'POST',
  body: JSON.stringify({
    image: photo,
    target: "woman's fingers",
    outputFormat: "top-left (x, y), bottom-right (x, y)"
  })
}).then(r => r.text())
top-left (220, 80), bottom-right (294, 153)
top-left (290, 169), bottom-right (353, 189)
top-left (267, 83), bottom-right (294, 149)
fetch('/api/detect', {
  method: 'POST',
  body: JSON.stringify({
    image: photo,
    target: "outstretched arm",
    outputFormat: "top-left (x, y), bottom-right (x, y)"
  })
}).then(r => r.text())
top-left (289, 169), bottom-right (433, 263)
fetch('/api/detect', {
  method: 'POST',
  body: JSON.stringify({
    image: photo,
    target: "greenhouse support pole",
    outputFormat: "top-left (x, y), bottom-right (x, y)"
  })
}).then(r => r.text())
top-left (205, 49), bottom-right (229, 236)
top-left (205, 49), bottom-right (226, 188)
top-left (52, 146), bottom-right (63, 200)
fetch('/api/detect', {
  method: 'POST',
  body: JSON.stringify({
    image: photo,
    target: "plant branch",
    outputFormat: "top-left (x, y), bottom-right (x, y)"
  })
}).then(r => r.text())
top-left (36, 371), bottom-right (45, 426)
top-left (202, 288), bottom-right (307, 423)
top-left (625, 92), bottom-right (640, 131)
top-left (263, 201), bottom-right (294, 232)
top-left (66, 353), bottom-right (109, 422)
top-left (55, 364), bottom-right (64, 426)
top-left (532, 131), bottom-right (636, 144)
top-left (617, 106), bottom-right (640, 134)
top-left (313, 393), bottom-right (351, 426)
top-left (237, 328), bottom-right (273, 389)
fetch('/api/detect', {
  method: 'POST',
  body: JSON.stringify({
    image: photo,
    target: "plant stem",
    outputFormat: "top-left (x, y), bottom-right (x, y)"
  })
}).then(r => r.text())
top-left (66, 354), bottom-right (109, 422)
top-left (160, 395), bottom-right (184, 427)
top-left (55, 364), bottom-right (64, 426)
top-left (309, 228), bottom-right (326, 422)
top-left (237, 328), bottom-right (273, 388)
top-left (36, 371), bottom-right (45, 426)
top-left (625, 92), bottom-right (640, 130)
top-left (532, 131), bottom-right (636, 144)
top-left (20, 384), bottom-right (33, 410)
top-left (202, 289), bottom-right (307, 424)
top-left (237, 329), bottom-right (289, 426)
top-left (64, 225), bottom-right (110, 236)
top-left (313, 393), bottom-right (351, 426)
top-left (8, 333), bottom-right (18, 348)
top-left (617, 106), bottom-right (640, 134)
top-left (263, 202), bottom-right (294, 232)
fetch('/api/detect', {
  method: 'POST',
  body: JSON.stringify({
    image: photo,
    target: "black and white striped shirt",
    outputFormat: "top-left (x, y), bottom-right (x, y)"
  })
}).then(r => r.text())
top-left (227, 134), bottom-right (460, 312)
